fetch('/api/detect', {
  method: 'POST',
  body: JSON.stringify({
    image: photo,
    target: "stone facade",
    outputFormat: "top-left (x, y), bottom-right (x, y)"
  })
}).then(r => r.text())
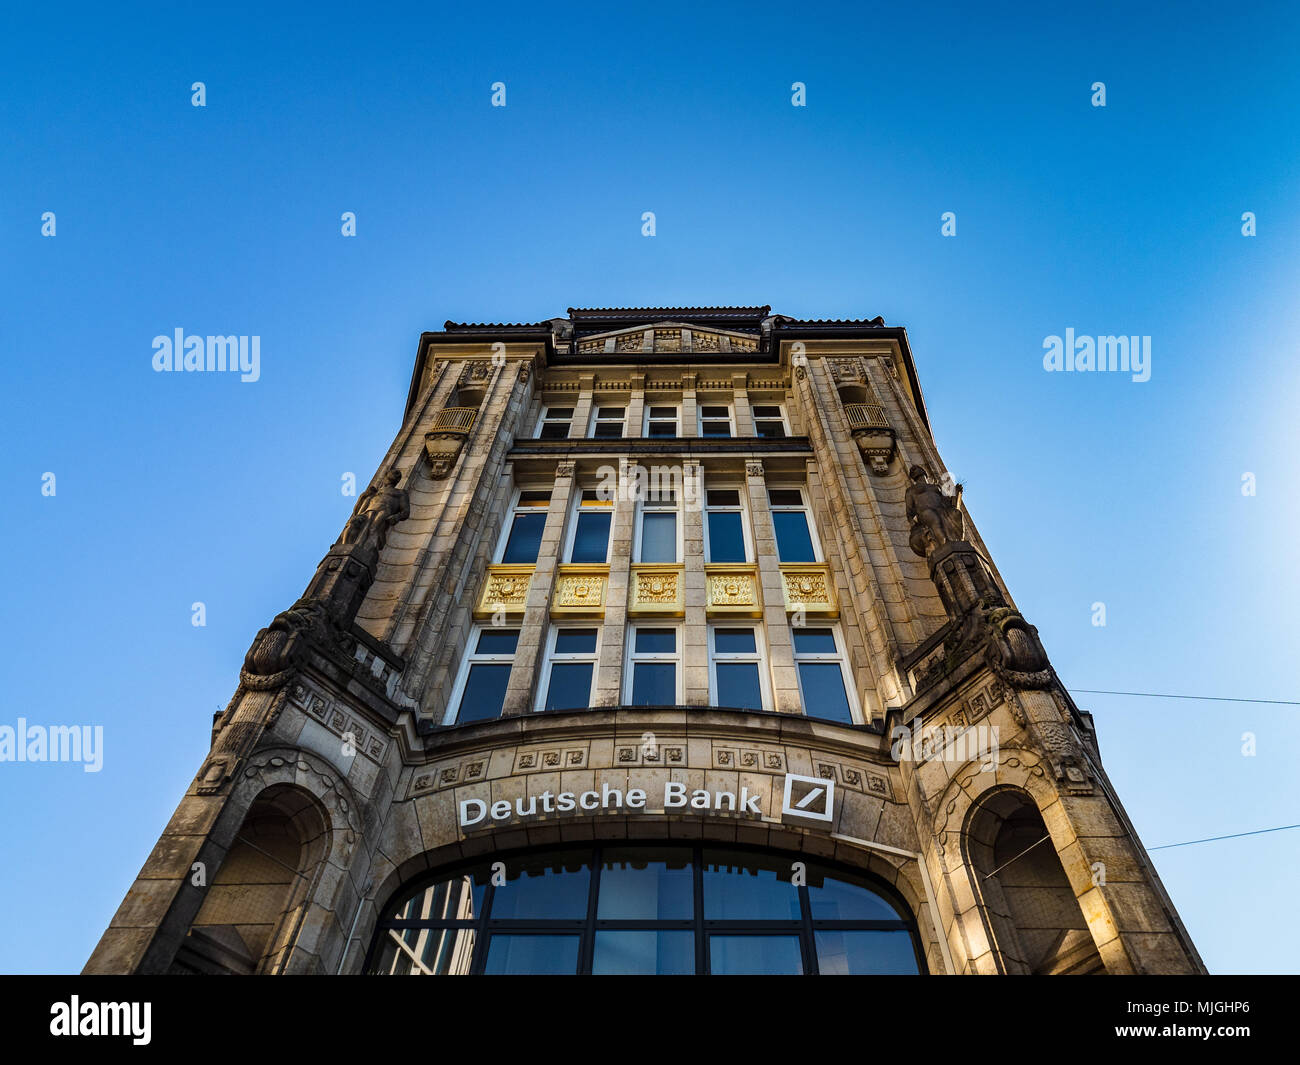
top-left (85, 306), bottom-right (1204, 975)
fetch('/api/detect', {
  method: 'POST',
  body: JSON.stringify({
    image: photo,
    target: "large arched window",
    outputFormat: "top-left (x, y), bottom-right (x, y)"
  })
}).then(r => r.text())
top-left (365, 845), bottom-right (925, 975)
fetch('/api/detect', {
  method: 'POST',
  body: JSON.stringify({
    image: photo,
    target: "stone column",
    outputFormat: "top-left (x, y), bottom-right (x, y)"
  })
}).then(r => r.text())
top-left (682, 460), bottom-right (708, 704)
top-left (681, 372), bottom-right (698, 438)
top-left (732, 372), bottom-right (754, 436)
top-left (569, 374), bottom-right (595, 439)
top-left (746, 460), bottom-right (799, 712)
top-left (501, 462), bottom-right (574, 715)
top-left (627, 372), bottom-right (646, 438)
top-left (592, 459), bottom-right (635, 706)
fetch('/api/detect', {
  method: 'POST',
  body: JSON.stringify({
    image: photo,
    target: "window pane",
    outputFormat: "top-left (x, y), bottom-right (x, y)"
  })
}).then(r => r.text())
top-left (476, 630), bottom-right (520, 654)
top-left (706, 511), bottom-right (746, 562)
top-left (631, 662), bottom-right (676, 705)
top-left (553, 629), bottom-right (597, 654)
top-left (518, 491), bottom-right (552, 506)
top-left (649, 406), bottom-right (676, 417)
top-left (709, 935), bottom-right (803, 975)
top-left (570, 512), bottom-right (611, 562)
top-left (501, 512), bottom-right (546, 564)
top-left (806, 873), bottom-right (902, 921)
top-left (792, 628), bottom-right (837, 655)
top-left (544, 662), bottom-right (593, 711)
top-left (483, 935), bottom-right (580, 975)
top-left (715, 663), bottom-right (763, 710)
top-left (455, 664), bottom-right (511, 724)
top-left (702, 850), bottom-right (800, 920)
top-left (593, 422), bottom-right (623, 438)
top-left (814, 930), bottom-right (920, 975)
top-left (546, 408), bottom-right (574, 419)
top-left (755, 421), bottom-right (787, 438)
top-left (634, 629), bottom-right (676, 653)
top-left (389, 870), bottom-right (487, 922)
top-left (701, 420), bottom-right (731, 438)
top-left (597, 847), bottom-right (694, 919)
top-left (767, 489), bottom-right (803, 507)
top-left (798, 663), bottom-right (854, 724)
top-left (489, 852), bottom-right (590, 919)
top-left (701, 405), bottom-right (729, 417)
top-left (539, 423), bottom-right (570, 440)
top-left (713, 627), bottom-right (756, 654)
top-left (647, 422), bottom-right (676, 437)
top-left (706, 489), bottom-right (740, 507)
top-left (752, 405), bottom-right (782, 418)
top-left (593, 931), bottom-right (695, 975)
top-left (640, 512), bottom-right (677, 562)
top-left (597, 407), bottom-right (624, 417)
top-left (368, 927), bottom-right (477, 975)
top-left (772, 511), bottom-right (815, 561)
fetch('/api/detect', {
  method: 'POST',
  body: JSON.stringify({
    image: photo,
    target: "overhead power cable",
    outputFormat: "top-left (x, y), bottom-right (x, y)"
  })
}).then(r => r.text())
top-left (1069, 688), bottom-right (1300, 707)
top-left (1148, 823), bottom-right (1300, 852)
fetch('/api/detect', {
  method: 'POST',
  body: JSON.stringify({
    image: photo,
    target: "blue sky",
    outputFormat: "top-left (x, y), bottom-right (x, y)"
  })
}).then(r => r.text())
top-left (2, 1), bottom-right (1298, 973)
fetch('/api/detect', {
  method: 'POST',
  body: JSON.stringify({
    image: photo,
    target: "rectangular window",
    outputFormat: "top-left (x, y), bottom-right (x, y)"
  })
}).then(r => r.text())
top-left (644, 405), bottom-right (680, 438)
top-left (448, 628), bottom-right (519, 725)
top-left (626, 626), bottom-right (680, 706)
top-left (704, 487), bottom-right (749, 563)
top-left (589, 405), bottom-right (626, 439)
top-left (497, 489), bottom-right (551, 564)
top-left (768, 487), bottom-right (819, 563)
top-left (698, 403), bottom-right (734, 438)
top-left (536, 405), bottom-right (574, 440)
top-left (637, 487), bottom-right (679, 563)
top-left (752, 403), bottom-right (789, 439)
top-left (792, 626), bottom-right (856, 724)
top-left (538, 627), bottom-right (599, 712)
top-left (709, 626), bottom-right (768, 711)
top-left (566, 490), bottom-right (613, 563)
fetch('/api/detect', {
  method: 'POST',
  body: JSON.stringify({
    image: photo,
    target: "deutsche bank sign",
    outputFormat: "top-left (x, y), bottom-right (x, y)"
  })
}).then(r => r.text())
top-left (458, 773), bottom-right (836, 830)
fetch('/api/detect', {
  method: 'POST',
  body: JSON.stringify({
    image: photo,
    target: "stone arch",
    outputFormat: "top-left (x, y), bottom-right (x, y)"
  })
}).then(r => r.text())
top-left (172, 749), bottom-right (363, 974)
top-left (960, 784), bottom-right (1104, 975)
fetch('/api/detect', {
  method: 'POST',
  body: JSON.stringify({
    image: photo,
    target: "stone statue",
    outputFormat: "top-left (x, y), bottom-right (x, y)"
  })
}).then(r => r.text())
top-left (338, 469), bottom-right (410, 555)
top-left (905, 465), bottom-right (964, 558)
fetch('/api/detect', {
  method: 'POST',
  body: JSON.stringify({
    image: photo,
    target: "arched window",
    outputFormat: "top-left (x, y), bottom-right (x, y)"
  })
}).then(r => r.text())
top-left (365, 845), bottom-right (924, 975)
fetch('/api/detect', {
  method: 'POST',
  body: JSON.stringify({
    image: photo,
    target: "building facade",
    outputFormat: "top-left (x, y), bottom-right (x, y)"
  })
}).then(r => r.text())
top-left (86, 306), bottom-right (1204, 975)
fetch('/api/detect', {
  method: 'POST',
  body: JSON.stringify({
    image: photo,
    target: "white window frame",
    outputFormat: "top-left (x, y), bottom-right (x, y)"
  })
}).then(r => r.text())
top-left (702, 482), bottom-right (753, 564)
top-left (750, 401), bottom-right (790, 438)
top-left (708, 624), bottom-right (771, 711)
top-left (790, 623), bottom-right (861, 725)
top-left (493, 487), bottom-right (552, 563)
top-left (535, 403), bottom-right (575, 439)
top-left (634, 485), bottom-right (682, 564)
top-left (563, 489), bottom-right (614, 564)
top-left (697, 400), bottom-right (735, 438)
top-left (588, 403), bottom-right (627, 440)
top-left (535, 625), bottom-right (601, 713)
top-left (767, 484), bottom-right (823, 563)
top-left (643, 402), bottom-right (681, 438)
top-left (443, 625), bottom-right (520, 725)
top-left (623, 623), bottom-right (684, 705)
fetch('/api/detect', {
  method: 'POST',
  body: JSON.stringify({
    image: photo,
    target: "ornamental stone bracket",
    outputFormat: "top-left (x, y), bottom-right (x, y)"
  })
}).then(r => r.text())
top-left (629, 564), bottom-right (684, 617)
top-left (780, 563), bottom-right (837, 617)
top-left (474, 564), bottom-right (535, 620)
top-left (423, 406), bottom-right (478, 480)
top-left (551, 565), bottom-right (610, 617)
top-left (704, 564), bottom-right (763, 617)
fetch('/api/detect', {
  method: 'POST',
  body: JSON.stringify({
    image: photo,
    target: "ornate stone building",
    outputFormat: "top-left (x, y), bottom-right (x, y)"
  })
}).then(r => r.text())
top-left (86, 306), bottom-right (1203, 975)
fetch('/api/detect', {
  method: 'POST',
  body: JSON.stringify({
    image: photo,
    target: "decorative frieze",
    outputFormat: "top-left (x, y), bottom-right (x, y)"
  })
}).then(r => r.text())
top-left (629, 565), bottom-right (685, 616)
top-left (704, 565), bottom-right (762, 617)
top-left (288, 680), bottom-right (389, 763)
top-left (551, 565), bottom-right (609, 616)
top-left (474, 564), bottom-right (534, 619)
top-left (780, 564), bottom-right (838, 617)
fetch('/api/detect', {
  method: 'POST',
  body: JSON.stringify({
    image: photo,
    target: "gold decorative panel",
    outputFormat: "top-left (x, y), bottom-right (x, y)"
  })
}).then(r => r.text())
top-left (551, 565), bottom-right (610, 617)
top-left (780, 564), bottom-right (838, 617)
top-left (705, 565), bottom-right (762, 617)
top-left (474, 565), bottom-right (534, 619)
top-left (629, 565), bottom-right (684, 616)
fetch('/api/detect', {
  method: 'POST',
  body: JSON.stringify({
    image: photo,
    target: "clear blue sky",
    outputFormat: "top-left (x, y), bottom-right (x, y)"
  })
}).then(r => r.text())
top-left (2, 1), bottom-right (1297, 974)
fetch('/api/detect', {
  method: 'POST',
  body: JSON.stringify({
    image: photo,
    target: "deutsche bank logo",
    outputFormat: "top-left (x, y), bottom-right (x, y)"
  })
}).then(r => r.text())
top-left (781, 773), bottom-right (835, 822)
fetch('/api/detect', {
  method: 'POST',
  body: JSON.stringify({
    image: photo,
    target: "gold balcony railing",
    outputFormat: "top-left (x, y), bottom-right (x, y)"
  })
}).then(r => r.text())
top-left (433, 407), bottom-right (478, 435)
top-left (844, 403), bottom-right (889, 430)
